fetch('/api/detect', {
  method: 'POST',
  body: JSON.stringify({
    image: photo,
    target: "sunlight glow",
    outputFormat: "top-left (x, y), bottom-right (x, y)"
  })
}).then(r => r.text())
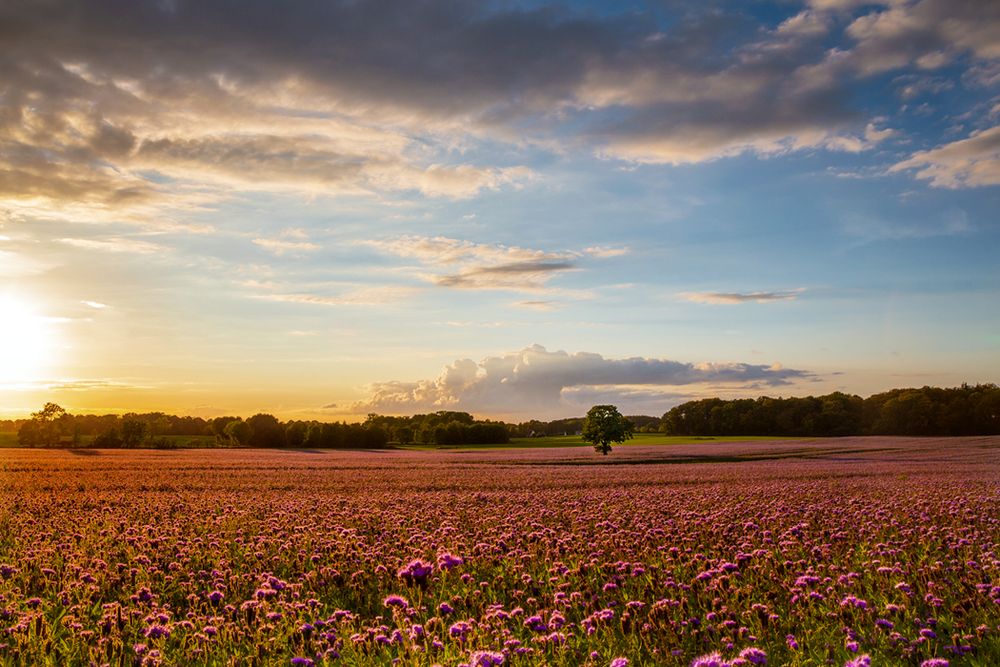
top-left (0, 294), bottom-right (54, 385)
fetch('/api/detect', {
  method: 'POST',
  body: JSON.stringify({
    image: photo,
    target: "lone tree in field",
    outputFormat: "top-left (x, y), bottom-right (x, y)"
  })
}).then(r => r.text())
top-left (582, 404), bottom-right (634, 455)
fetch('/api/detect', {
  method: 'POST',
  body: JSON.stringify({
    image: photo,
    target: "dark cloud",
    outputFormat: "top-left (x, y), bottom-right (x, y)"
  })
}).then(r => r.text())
top-left (1, 0), bottom-right (995, 213)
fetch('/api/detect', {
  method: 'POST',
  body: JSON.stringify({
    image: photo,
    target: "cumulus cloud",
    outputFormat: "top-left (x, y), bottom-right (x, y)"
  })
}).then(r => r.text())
top-left (354, 344), bottom-right (810, 417)
top-left (890, 125), bottom-right (1000, 188)
top-left (680, 290), bottom-right (804, 304)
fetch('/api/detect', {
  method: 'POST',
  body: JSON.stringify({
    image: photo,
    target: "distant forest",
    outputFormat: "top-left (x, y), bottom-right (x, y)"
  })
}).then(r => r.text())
top-left (661, 384), bottom-right (1000, 437)
top-left (1, 384), bottom-right (997, 448)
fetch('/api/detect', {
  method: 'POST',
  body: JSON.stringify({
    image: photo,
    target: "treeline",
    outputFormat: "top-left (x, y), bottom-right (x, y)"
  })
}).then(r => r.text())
top-left (661, 384), bottom-right (1000, 437)
top-left (5, 384), bottom-right (998, 448)
top-left (6, 404), bottom-right (508, 448)
top-left (361, 412), bottom-right (509, 446)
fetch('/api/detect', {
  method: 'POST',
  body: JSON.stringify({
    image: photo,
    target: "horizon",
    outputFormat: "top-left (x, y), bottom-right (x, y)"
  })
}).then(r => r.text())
top-left (1, 0), bottom-right (998, 422)
top-left (1, 381), bottom-right (994, 423)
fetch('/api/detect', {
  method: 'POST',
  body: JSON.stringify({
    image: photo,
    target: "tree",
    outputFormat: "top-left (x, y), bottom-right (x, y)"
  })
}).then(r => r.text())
top-left (223, 419), bottom-right (252, 447)
top-left (121, 418), bottom-right (148, 448)
top-left (246, 413), bottom-right (286, 448)
top-left (582, 405), bottom-right (634, 455)
top-left (18, 403), bottom-right (68, 447)
top-left (93, 427), bottom-right (123, 448)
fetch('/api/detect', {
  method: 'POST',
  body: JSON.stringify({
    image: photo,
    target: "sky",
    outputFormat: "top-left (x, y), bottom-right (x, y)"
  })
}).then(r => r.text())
top-left (0, 0), bottom-right (998, 421)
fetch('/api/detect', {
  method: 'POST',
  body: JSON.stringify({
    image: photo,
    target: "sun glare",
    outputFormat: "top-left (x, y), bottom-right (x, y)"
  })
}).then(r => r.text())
top-left (0, 294), bottom-right (54, 385)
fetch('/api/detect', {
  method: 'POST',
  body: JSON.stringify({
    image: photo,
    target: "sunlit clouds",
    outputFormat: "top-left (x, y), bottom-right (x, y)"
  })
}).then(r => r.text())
top-left (0, 0), bottom-right (997, 418)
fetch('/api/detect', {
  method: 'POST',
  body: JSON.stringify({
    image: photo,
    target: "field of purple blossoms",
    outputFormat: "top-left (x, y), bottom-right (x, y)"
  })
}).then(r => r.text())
top-left (1, 436), bottom-right (998, 666)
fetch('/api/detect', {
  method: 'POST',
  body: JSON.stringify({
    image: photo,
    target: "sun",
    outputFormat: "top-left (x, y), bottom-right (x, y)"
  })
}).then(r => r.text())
top-left (0, 294), bottom-right (54, 385)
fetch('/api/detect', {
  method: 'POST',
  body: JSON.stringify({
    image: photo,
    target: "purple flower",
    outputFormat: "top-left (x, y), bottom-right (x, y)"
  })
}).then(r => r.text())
top-left (290, 659), bottom-right (314, 667)
top-left (383, 594), bottom-right (409, 608)
top-left (844, 656), bottom-right (871, 667)
top-left (739, 647), bottom-right (767, 665)
top-left (469, 650), bottom-right (505, 666)
top-left (523, 615), bottom-right (546, 632)
top-left (397, 559), bottom-right (433, 584)
top-left (449, 621), bottom-right (471, 638)
top-left (921, 660), bottom-right (949, 667)
top-left (438, 552), bottom-right (464, 570)
top-left (610, 658), bottom-right (629, 667)
top-left (691, 652), bottom-right (728, 667)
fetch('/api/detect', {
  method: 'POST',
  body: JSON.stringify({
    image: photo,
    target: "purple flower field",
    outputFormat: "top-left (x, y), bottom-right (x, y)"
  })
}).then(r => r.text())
top-left (1, 437), bottom-right (998, 666)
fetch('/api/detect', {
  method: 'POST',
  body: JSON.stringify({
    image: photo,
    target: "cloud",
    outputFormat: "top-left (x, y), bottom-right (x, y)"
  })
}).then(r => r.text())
top-left (366, 235), bottom-right (581, 293)
top-left (41, 379), bottom-right (150, 391)
top-left (252, 286), bottom-right (418, 307)
top-left (680, 290), bottom-right (804, 304)
top-left (81, 300), bottom-right (108, 309)
top-left (58, 237), bottom-right (163, 254)
top-left (252, 237), bottom-right (321, 255)
top-left (2, 0), bottom-right (985, 218)
top-left (583, 246), bottom-right (629, 258)
top-left (365, 235), bottom-right (572, 267)
top-left (841, 0), bottom-right (1000, 75)
top-left (890, 125), bottom-right (1000, 188)
top-left (354, 344), bottom-right (810, 417)
top-left (135, 135), bottom-right (530, 199)
top-left (436, 260), bottom-right (577, 290)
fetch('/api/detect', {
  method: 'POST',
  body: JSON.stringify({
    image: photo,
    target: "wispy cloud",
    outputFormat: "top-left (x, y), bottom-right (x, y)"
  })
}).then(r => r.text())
top-left (583, 246), bottom-right (630, 258)
top-left (366, 236), bottom-right (581, 293)
top-left (58, 237), bottom-right (163, 254)
top-left (252, 237), bottom-right (321, 255)
top-left (252, 286), bottom-right (418, 307)
top-left (680, 289), bottom-right (804, 304)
